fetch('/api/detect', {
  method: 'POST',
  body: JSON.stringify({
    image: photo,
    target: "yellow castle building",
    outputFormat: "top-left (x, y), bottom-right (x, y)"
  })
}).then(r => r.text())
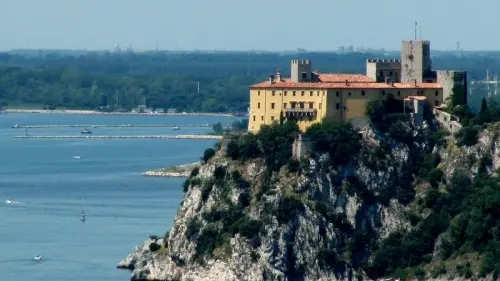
top-left (248, 40), bottom-right (467, 132)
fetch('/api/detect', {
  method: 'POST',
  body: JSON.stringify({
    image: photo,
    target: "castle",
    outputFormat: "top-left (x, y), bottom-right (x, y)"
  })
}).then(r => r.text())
top-left (248, 40), bottom-right (467, 132)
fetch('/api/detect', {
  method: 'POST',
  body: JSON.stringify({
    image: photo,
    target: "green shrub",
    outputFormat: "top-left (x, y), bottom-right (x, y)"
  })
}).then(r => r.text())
top-left (414, 267), bottom-right (426, 280)
top-left (226, 140), bottom-right (240, 160)
top-left (231, 218), bottom-right (262, 240)
top-left (202, 148), bottom-right (216, 162)
top-left (287, 158), bottom-right (301, 173)
top-left (456, 126), bottom-right (478, 146)
top-left (306, 122), bottom-right (362, 168)
top-left (185, 219), bottom-right (201, 240)
top-left (276, 195), bottom-right (304, 224)
top-left (195, 224), bottom-right (226, 260)
top-left (190, 167), bottom-right (200, 177)
top-left (430, 261), bottom-right (447, 278)
top-left (182, 178), bottom-right (191, 193)
top-left (250, 251), bottom-right (260, 262)
top-left (201, 180), bottom-right (214, 202)
top-left (318, 248), bottom-right (339, 269)
top-left (213, 166), bottom-right (226, 180)
top-left (428, 168), bottom-right (444, 188)
top-left (149, 242), bottom-right (161, 252)
top-left (238, 192), bottom-right (251, 207)
top-left (456, 263), bottom-right (473, 278)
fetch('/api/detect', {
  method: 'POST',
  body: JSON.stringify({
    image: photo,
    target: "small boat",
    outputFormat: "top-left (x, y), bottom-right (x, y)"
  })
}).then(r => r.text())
top-left (73, 156), bottom-right (81, 159)
top-left (81, 129), bottom-right (93, 134)
top-left (34, 255), bottom-right (42, 261)
top-left (81, 210), bottom-right (86, 222)
top-left (12, 124), bottom-right (19, 128)
top-left (171, 126), bottom-right (181, 131)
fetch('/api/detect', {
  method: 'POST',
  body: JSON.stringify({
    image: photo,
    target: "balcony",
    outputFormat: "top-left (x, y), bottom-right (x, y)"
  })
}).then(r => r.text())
top-left (284, 108), bottom-right (317, 113)
top-left (284, 108), bottom-right (317, 120)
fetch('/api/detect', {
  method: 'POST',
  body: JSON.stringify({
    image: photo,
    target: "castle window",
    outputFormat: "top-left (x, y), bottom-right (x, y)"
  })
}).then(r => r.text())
top-left (309, 102), bottom-right (314, 109)
top-left (361, 90), bottom-right (365, 96)
top-left (319, 103), bottom-right (322, 109)
top-left (301, 91), bottom-right (305, 96)
top-left (348, 92), bottom-right (351, 96)
top-left (435, 100), bottom-right (439, 106)
top-left (293, 91), bottom-right (296, 96)
top-left (379, 70), bottom-right (383, 77)
top-left (397, 91), bottom-right (400, 96)
top-left (291, 102), bottom-right (296, 109)
top-left (382, 90), bottom-right (386, 96)
top-left (310, 91), bottom-right (313, 96)
top-left (336, 103), bottom-right (340, 110)
top-left (317, 91), bottom-right (320, 96)
top-left (300, 102), bottom-right (305, 109)
top-left (435, 91), bottom-right (439, 96)
top-left (283, 103), bottom-right (287, 108)
top-left (336, 92), bottom-right (340, 97)
top-left (271, 116), bottom-right (275, 121)
top-left (389, 71), bottom-right (393, 76)
top-left (271, 103), bottom-right (275, 109)
top-left (272, 91), bottom-right (275, 96)
top-left (284, 91), bottom-right (287, 96)
top-left (258, 91), bottom-right (260, 96)
top-left (261, 116), bottom-right (264, 121)
top-left (253, 116), bottom-right (256, 121)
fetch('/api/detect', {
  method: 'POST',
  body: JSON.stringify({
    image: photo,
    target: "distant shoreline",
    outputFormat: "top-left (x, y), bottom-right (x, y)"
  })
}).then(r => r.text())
top-left (2, 109), bottom-right (235, 117)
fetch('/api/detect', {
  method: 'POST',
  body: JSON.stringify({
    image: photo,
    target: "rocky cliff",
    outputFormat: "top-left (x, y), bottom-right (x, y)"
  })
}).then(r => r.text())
top-left (118, 122), bottom-right (500, 281)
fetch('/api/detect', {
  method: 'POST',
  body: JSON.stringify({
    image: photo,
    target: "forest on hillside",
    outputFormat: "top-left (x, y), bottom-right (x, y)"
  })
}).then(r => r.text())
top-left (0, 50), bottom-right (500, 112)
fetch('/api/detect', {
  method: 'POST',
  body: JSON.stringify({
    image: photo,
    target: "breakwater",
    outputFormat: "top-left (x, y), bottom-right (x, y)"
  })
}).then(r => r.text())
top-left (3, 109), bottom-right (235, 117)
top-left (12, 124), bottom-right (229, 129)
top-left (12, 135), bottom-right (223, 140)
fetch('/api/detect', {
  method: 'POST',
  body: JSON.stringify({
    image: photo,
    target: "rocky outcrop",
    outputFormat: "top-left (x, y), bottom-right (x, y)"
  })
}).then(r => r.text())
top-left (143, 163), bottom-right (200, 178)
top-left (119, 123), bottom-right (500, 281)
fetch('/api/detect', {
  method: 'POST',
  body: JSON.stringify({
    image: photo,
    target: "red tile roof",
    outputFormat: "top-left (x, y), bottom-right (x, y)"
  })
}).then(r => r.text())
top-left (250, 77), bottom-right (442, 89)
top-left (316, 73), bottom-right (375, 83)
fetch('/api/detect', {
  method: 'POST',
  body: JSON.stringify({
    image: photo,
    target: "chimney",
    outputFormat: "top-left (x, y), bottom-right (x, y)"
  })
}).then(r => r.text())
top-left (413, 79), bottom-right (417, 86)
top-left (385, 77), bottom-right (390, 84)
top-left (269, 74), bottom-right (275, 84)
top-left (276, 69), bottom-right (282, 82)
top-left (345, 79), bottom-right (348, 85)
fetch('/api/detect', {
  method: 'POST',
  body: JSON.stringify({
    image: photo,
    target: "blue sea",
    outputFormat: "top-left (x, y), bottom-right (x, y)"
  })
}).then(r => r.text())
top-left (0, 113), bottom-right (239, 281)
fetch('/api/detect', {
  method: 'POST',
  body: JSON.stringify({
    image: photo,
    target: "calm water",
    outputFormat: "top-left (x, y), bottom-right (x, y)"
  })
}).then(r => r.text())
top-left (0, 113), bottom-right (239, 281)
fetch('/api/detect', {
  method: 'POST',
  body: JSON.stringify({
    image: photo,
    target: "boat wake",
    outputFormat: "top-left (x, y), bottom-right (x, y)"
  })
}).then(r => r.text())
top-left (5, 199), bottom-right (22, 205)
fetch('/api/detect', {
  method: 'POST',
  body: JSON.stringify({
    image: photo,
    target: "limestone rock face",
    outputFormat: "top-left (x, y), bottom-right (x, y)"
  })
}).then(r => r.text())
top-left (119, 124), bottom-right (499, 281)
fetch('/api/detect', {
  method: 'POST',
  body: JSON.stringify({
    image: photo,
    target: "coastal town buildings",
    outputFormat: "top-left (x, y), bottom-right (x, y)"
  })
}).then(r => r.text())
top-left (248, 40), bottom-right (467, 132)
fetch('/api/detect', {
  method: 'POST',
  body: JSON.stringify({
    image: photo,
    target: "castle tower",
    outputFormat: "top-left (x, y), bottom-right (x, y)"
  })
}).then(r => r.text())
top-left (291, 60), bottom-right (312, 82)
top-left (401, 40), bottom-right (432, 83)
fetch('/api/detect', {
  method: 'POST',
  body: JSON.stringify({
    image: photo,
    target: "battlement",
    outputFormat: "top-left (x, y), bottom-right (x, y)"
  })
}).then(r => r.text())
top-left (367, 59), bottom-right (401, 63)
top-left (402, 40), bottom-right (430, 45)
top-left (291, 59), bottom-right (311, 65)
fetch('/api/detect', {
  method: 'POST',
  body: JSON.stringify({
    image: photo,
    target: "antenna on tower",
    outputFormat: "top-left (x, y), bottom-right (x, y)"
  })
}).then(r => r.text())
top-left (414, 21), bottom-right (418, 40)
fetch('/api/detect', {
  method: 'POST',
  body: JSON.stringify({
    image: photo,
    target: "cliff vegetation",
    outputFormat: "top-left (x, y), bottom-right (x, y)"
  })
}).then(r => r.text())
top-left (119, 100), bottom-right (500, 281)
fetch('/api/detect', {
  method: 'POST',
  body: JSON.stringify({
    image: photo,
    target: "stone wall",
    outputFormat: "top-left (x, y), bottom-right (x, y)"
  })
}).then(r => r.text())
top-left (433, 108), bottom-right (462, 134)
top-left (292, 134), bottom-right (311, 160)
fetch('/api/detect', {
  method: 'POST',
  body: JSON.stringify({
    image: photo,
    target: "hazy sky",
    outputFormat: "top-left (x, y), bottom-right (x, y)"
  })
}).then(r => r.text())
top-left (1, 0), bottom-right (498, 51)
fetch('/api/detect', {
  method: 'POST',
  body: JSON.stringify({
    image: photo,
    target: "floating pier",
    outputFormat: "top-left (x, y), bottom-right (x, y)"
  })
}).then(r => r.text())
top-left (12, 124), bottom-right (230, 129)
top-left (12, 134), bottom-right (223, 140)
